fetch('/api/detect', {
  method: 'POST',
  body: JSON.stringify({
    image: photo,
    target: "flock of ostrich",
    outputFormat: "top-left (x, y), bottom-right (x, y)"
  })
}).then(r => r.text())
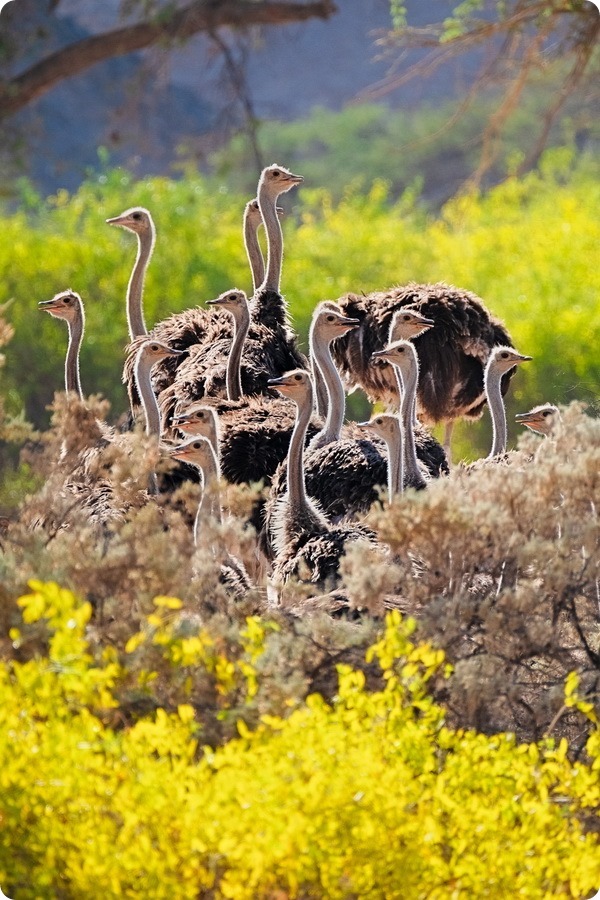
top-left (37, 164), bottom-right (560, 609)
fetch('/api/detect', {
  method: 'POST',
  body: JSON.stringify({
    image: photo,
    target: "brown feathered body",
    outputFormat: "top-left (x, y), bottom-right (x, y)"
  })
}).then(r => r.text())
top-left (331, 282), bottom-right (514, 423)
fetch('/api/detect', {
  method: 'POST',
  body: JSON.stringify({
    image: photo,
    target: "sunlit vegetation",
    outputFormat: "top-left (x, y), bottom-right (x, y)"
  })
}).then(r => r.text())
top-left (0, 583), bottom-right (599, 898)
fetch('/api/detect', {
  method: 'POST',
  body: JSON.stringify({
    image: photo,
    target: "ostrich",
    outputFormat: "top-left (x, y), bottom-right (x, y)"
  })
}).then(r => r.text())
top-left (244, 197), bottom-right (283, 293)
top-left (483, 346), bottom-right (532, 458)
top-left (123, 165), bottom-right (306, 415)
top-left (515, 404), bottom-right (560, 437)
top-left (169, 435), bottom-right (253, 598)
top-left (266, 369), bottom-right (377, 592)
top-left (371, 340), bottom-right (435, 490)
top-left (356, 414), bottom-right (403, 503)
top-left (331, 282), bottom-right (515, 452)
top-left (106, 206), bottom-right (155, 342)
top-left (39, 290), bottom-right (85, 398)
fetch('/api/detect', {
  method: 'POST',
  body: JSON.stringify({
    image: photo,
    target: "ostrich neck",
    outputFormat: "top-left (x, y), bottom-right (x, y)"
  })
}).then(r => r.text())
top-left (127, 230), bottom-right (154, 341)
top-left (244, 214), bottom-right (264, 293)
top-left (66, 311), bottom-right (84, 399)
top-left (288, 385), bottom-right (313, 514)
top-left (385, 423), bottom-right (404, 501)
top-left (310, 330), bottom-right (345, 444)
top-left (227, 308), bottom-right (250, 401)
top-left (194, 450), bottom-right (221, 544)
top-left (258, 187), bottom-right (283, 294)
top-left (397, 359), bottom-right (426, 489)
top-left (486, 367), bottom-right (507, 458)
top-left (135, 356), bottom-right (161, 437)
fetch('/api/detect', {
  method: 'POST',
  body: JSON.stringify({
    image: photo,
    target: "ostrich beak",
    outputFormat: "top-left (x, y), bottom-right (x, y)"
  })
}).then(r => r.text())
top-left (336, 316), bottom-right (360, 331)
top-left (285, 172), bottom-right (303, 185)
top-left (105, 214), bottom-right (128, 226)
top-left (370, 349), bottom-right (393, 365)
top-left (418, 316), bottom-right (435, 328)
top-left (38, 299), bottom-right (60, 311)
top-left (356, 421), bottom-right (372, 430)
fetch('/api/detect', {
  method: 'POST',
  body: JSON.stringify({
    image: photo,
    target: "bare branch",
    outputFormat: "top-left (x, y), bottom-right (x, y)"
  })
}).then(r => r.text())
top-left (0, 0), bottom-right (337, 120)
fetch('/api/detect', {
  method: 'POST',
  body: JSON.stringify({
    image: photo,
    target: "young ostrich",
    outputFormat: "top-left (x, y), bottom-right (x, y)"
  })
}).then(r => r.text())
top-left (267, 369), bottom-right (377, 592)
top-left (169, 435), bottom-right (253, 599)
top-left (119, 165), bottom-right (306, 414)
top-left (331, 282), bottom-right (515, 451)
top-left (244, 197), bottom-right (283, 293)
top-left (515, 404), bottom-right (560, 437)
top-left (371, 340), bottom-right (435, 491)
top-left (356, 414), bottom-right (403, 504)
top-left (39, 290), bottom-right (85, 398)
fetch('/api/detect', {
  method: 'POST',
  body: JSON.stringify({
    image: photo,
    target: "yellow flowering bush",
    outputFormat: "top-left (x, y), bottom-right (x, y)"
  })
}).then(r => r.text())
top-left (0, 583), bottom-right (599, 898)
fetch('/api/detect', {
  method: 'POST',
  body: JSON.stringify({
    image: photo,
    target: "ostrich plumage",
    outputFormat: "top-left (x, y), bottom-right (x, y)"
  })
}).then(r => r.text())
top-left (266, 370), bottom-right (377, 592)
top-left (331, 282), bottom-right (515, 427)
top-left (263, 305), bottom-right (447, 551)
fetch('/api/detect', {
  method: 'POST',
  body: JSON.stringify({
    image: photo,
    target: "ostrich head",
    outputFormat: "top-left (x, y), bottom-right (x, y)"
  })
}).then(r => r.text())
top-left (390, 308), bottom-right (434, 341)
top-left (267, 369), bottom-right (312, 404)
top-left (370, 339), bottom-right (418, 376)
top-left (172, 403), bottom-right (219, 442)
top-left (356, 413), bottom-right (400, 443)
top-left (515, 403), bottom-right (560, 436)
top-left (168, 435), bottom-right (215, 469)
top-left (245, 198), bottom-right (284, 222)
top-left (206, 288), bottom-right (248, 320)
top-left (485, 346), bottom-right (532, 378)
top-left (137, 339), bottom-right (184, 366)
top-left (106, 206), bottom-right (154, 237)
top-left (38, 290), bottom-right (83, 323)
top-left (312, 302), bottom-right (360, 341)
top-left (258, 164), bottom-right (303, 198)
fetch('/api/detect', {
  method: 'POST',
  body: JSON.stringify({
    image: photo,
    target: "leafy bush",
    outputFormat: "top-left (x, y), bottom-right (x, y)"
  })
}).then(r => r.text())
top-left (1, 583), bottom-right (599, 899)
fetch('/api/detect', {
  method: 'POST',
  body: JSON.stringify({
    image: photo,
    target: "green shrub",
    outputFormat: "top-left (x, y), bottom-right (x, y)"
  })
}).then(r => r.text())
top-left (1, 582), bottom-right (599, 899)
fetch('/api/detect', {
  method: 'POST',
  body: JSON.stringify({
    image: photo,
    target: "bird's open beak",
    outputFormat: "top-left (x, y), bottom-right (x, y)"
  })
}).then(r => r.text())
top-left (419, 316), bottom-right (435, 328)
top-left (370, 349), bottom-right (392, 365)
top-left (38, 299), bottom-right (60, 311)
top-left (286, 172), bottom-right (304, 185)
top-left (337, 316), bottom-right (360, 330)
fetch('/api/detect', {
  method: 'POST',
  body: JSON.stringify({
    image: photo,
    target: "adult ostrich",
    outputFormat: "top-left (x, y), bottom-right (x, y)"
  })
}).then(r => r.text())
top-left (331, 282), bottom-right (514, 451)
top-left (116, 165), bottom-right (305, 413)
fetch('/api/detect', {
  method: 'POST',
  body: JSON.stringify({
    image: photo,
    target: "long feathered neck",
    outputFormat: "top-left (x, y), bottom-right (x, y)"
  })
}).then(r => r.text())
top-left (384, 422), bottom-right (403, 502)
top-left (134, 353), bottom-right (161, 437)
top-left (486, 362), bottom-right (508, 458)
top-left (227, 306), bottom-right (250, 401)
top-left (288, 383), bottom-right (314, 516)
top-left (193, 448), bottom-right (221, 545)
top-left (309, 327), bottom-right (345, 447)
top-left (396, 347), bottom-right (426, 490)
top-left (65, 303), bottom-right (85, 399)
top-left (244, 210), bottom-right (264, 293)
top-left (257, 183), bottom-right (282, 294)
top-left (127, 224), bottom-right (155, 341)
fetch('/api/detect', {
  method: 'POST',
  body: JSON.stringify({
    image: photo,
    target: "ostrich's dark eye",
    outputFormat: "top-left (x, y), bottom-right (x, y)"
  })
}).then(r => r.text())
top-left (272, 170), bottom-right (280, 178)
top-left (132, 212), bottom-right (142, 221)
top-left (543, 411), bottom-right (550, 417)
top-left (150, 344), bottom-right (160, 352)
top-left (501, 352), bottom-right (509, 359)
top-left (326, 315), bottom-right (335, 322)
top-left (294, 374), bottom-right (302, 381)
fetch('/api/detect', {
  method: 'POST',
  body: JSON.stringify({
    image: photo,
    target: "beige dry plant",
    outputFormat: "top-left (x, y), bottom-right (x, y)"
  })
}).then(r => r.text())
top-left (368, 402), bottom-right (600, 745)
top-left (1, 389), bottom-right (598, 749)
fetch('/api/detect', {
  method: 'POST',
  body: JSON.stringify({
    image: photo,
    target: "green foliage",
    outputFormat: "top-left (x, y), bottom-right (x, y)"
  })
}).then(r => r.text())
top-left (1, 584), bottom-right (600, 898)
top-left (0, 148), bottom-right (598, 459)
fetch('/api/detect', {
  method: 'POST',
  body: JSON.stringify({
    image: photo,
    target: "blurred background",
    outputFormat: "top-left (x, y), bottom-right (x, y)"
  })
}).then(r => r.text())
top-left (0, 0), bottom-right (598, 503)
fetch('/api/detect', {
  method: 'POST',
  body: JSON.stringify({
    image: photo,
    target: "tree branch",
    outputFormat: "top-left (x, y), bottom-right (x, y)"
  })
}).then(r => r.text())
top-left (0, 0), bottom-right (337, 120)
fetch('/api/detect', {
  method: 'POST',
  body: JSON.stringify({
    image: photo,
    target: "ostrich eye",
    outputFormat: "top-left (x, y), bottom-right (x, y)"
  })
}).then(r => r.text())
top-left (272, 170), bottom-right (280, 177)
top-left (132, 212), bottom-right (141, 221)
top-left (501, 352), bottom-right (509, 359)
top-left (294, 374), bottom-right (302, 381)
top-left (150, 344), bottom-right (160, 352)
top-left (326, 315), bottom-right (335, 322)
top-left (543, 411), bottom-right (550, 417)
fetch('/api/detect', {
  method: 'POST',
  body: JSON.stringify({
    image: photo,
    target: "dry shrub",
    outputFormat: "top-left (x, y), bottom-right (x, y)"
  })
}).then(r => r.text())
top-left (1, 395), bottom-right (598, 747)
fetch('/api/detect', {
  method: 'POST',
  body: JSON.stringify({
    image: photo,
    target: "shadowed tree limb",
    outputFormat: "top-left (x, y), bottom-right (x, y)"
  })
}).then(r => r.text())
top-left (0, 0), bottom-right (337, 121)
